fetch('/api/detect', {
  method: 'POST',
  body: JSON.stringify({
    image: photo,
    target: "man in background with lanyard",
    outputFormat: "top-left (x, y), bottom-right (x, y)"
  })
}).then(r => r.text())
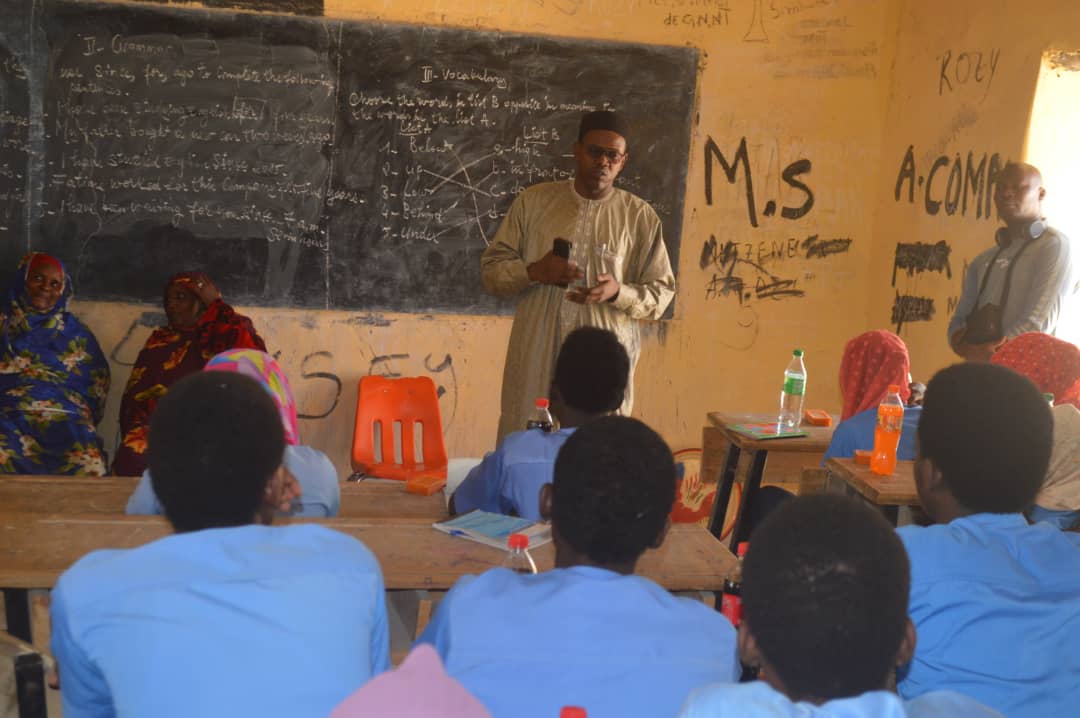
top-left (948, 162), bottom-right (1077, 361)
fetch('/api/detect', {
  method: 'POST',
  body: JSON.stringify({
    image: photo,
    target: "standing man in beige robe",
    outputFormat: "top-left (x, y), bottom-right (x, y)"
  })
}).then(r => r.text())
top-left (481, 111), bottom-right (676, 443)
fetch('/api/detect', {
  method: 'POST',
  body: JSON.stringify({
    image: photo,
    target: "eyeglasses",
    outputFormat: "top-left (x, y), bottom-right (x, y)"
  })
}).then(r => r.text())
top-left (584, 144), bottom-right (626, 164)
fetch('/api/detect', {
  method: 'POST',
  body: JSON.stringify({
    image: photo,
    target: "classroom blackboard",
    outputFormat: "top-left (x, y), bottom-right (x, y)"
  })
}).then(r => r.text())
top-left (4, 0), bottom-right (697, 313)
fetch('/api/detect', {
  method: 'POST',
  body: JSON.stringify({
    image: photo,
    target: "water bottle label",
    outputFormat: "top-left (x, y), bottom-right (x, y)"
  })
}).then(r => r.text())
top-left (783, 377), bottom-right (805, 396)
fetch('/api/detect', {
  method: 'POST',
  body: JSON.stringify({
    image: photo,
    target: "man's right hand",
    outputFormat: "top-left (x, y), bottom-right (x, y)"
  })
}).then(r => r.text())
top-left (527, 250), bottom-right (584, 286)
top-left (951, 329), bottom-right (1004, 362)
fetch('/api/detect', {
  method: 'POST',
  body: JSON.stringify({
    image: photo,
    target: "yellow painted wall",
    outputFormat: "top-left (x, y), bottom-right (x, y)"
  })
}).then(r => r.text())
top-left (70, 0), bottom-right (901, 475)
top-left (869, 0), bottom-right (1080, 383)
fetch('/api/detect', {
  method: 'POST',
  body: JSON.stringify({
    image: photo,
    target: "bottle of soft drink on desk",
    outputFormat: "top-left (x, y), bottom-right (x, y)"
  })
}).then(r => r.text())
top-left (527, 398), bottom-right (554, 432)
top-left (778, 349), bottom-right (807, 429)
top-left (870, 385), bottom-right (905, 476)
top-left (720, 542), bottom-right (749, 627)
top-left (502, 533), bottom-right (538, 574)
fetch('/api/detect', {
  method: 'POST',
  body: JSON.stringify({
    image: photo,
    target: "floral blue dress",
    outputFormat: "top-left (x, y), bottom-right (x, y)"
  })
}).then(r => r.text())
top-left (0, 254), bottom-right (110, 475)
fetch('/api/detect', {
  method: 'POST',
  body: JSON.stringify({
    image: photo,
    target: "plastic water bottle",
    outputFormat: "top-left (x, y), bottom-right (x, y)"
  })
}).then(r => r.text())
top-left (526, 398), bottom-right (554, 432)
top-left (502, 533), bottom-right (538, 574)
top-left (870, 385), bottom-right (905, 476)
top-left (778, 349), bottom-right (807, 429)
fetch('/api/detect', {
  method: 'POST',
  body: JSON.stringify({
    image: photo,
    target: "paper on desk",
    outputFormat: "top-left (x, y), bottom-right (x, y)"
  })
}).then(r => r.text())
top-left (433, 510), bottom-right (552, 550)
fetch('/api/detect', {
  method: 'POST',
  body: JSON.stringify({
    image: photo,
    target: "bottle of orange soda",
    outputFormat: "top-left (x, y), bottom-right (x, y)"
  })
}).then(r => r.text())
top-left (870, 385), bottom-right (905, 476)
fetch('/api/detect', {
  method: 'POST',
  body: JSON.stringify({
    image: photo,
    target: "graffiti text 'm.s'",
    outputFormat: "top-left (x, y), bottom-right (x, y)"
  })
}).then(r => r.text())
top-left (704, 136), bottom-right (814, 228)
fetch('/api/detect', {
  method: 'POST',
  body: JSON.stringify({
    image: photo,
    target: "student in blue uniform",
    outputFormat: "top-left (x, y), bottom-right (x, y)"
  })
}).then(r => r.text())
top-left (421, 415), bottom-right (738, 718)
top-left (51, 372), bottom-right (390, 718)
top-left (679, 494), bottom-right (1000, 718)
top-left (450, 326), bottom-right (629, 519)
top-left (896, 362), bottom-right (1080, 718)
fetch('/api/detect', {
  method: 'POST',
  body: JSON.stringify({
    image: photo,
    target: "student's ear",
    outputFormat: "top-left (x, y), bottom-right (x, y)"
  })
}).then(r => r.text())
top-left (895, 618), bottom-right (917, 668)
top-left (539, 483), bottom-right (553, 521)
top-left (737, 622), bottom-right (763, 670)
top-left (913, 457), bottom-right (945, 499)
top-left (650, 516), bottom-right (671, 549)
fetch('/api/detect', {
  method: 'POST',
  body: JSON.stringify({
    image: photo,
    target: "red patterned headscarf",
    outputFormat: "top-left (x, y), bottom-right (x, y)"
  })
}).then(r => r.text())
top-left (991, 332), bottom-right (1080, 409)
top-left (839, 331), bottom-right (912, 420)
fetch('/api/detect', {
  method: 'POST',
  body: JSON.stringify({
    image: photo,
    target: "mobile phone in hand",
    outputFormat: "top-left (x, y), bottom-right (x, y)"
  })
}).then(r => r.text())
top-left (553, 238), bottom-right (571, 259)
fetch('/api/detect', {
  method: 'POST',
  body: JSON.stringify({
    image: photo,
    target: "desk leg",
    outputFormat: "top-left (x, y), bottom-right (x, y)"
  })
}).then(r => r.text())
top-left (708, 444), bottom-right (742, 540)
top-left (3, 589), bottom-right (31, 644)
top-left (882, 505), bottom-right (900, 526)
top-left (14, 652), bottom-right (47, 718)
top-left (729, 450), bottom-right (768, 550)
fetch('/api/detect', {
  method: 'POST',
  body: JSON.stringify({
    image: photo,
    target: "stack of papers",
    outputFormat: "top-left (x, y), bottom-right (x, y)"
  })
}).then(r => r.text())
top-left (433, 510), bottom-right (552, 550)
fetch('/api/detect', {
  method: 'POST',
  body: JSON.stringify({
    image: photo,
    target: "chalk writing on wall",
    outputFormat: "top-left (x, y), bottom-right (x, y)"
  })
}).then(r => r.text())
top-left (892, 292), bottom-right (935, 333)
top-left (530, 0), bottom-right (584, 15)
top-left (894, 145), bottom-right (1004, 218)
top-left (892, 240), bottom-right (952, 286)
top-left (296, 350), bottom-right (341, 420)
top-left (938, 49), bottom-right (1000, 98)
top-left (368, 351), bottom-right (459, 429)
top-left (744, 0), bottom-right (768, 41)
top-left (703, 136), bottom-right (814, 228)
top-left (699, 233), bottom-right (850, 306)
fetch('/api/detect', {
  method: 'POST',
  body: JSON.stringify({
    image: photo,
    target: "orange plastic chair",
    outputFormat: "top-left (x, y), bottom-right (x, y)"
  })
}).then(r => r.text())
top-left (351, 375), bottom-right (448, 483)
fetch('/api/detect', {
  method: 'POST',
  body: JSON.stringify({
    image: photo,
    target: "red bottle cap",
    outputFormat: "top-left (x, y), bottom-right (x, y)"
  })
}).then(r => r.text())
top-left (560, 708), bottom-right (587, 718)
top-left (736, 541), bottom-right (749, 557)
top-left (535, 398), bottom-right (550, 408)
top-left (508, 533), bottom-right (529, 550)
top-left (887, 384), bottom-right (901, 394)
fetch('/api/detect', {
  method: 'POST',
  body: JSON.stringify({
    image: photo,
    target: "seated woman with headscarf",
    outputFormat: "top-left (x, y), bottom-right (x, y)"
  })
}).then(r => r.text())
top-left (126, 348), bottom-right (340, 517)
top-left (823, 330), bottom-right (922, 462)
top-left (112, 272), bottom-right (266, 476)
top-left (0, 253), bottom-right (110, 475)
top-left (991, 332), bottom-right (1080, 530)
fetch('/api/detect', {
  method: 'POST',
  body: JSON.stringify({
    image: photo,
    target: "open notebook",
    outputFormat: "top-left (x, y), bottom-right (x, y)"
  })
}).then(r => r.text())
top-left (433, 510), bottom-right (552, 550)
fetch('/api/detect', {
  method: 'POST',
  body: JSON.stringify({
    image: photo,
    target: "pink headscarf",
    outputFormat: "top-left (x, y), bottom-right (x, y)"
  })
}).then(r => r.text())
top-left (839, 331), bottom-right (912, 421)
top-left (991, 332), bottom-right (1080, 409)
top-left (203, 349), bottom-right (300, 445)
top-left (330, 645), bottom-right (491, 718)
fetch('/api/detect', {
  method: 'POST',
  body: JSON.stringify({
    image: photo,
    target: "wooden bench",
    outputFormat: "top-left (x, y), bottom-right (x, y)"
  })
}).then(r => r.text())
top-left (0, 514), bottom-right (735, 652)
top-left (0, 476), bottom-right (448, 521)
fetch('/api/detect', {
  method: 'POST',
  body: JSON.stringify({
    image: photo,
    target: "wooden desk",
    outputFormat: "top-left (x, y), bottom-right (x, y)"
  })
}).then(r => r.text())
top-left (0, 476), bottom-right (448, 521)
top-left (705, 413), bottom-right (836, 548)
top-left (0, 514), bottom-right (734, 646)
top-left (824, 458), bottom-right (918, 524)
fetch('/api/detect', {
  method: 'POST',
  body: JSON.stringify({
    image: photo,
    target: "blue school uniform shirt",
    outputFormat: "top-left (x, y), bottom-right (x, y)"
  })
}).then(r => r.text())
top-left (51, 523), bottom-right (390, 718)
top-left (679, 681), bottom-right (1002, 717)
top-left (897, 513), bottom-right (1080, 718)
top-left (822, 406), bottom-right (921, 463)
top-left (417, 565), bottom-right (738, 718)
top-left (451, 428), bottom-right (574, 520)
top-left (126, 444), bottom-right (341, 518)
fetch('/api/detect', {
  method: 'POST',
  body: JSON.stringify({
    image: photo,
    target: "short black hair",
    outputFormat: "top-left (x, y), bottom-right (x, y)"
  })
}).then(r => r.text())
top-left (552, 416), bottom-right (674, 565)
top-left (919, 362), bottom-right (1051, 513)
top-left (743, 494), bottom-right (910, 699)
top-left (148, 371), bottom-right (286, 532)
top-left (554, 327), bottom-right (629, 414)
